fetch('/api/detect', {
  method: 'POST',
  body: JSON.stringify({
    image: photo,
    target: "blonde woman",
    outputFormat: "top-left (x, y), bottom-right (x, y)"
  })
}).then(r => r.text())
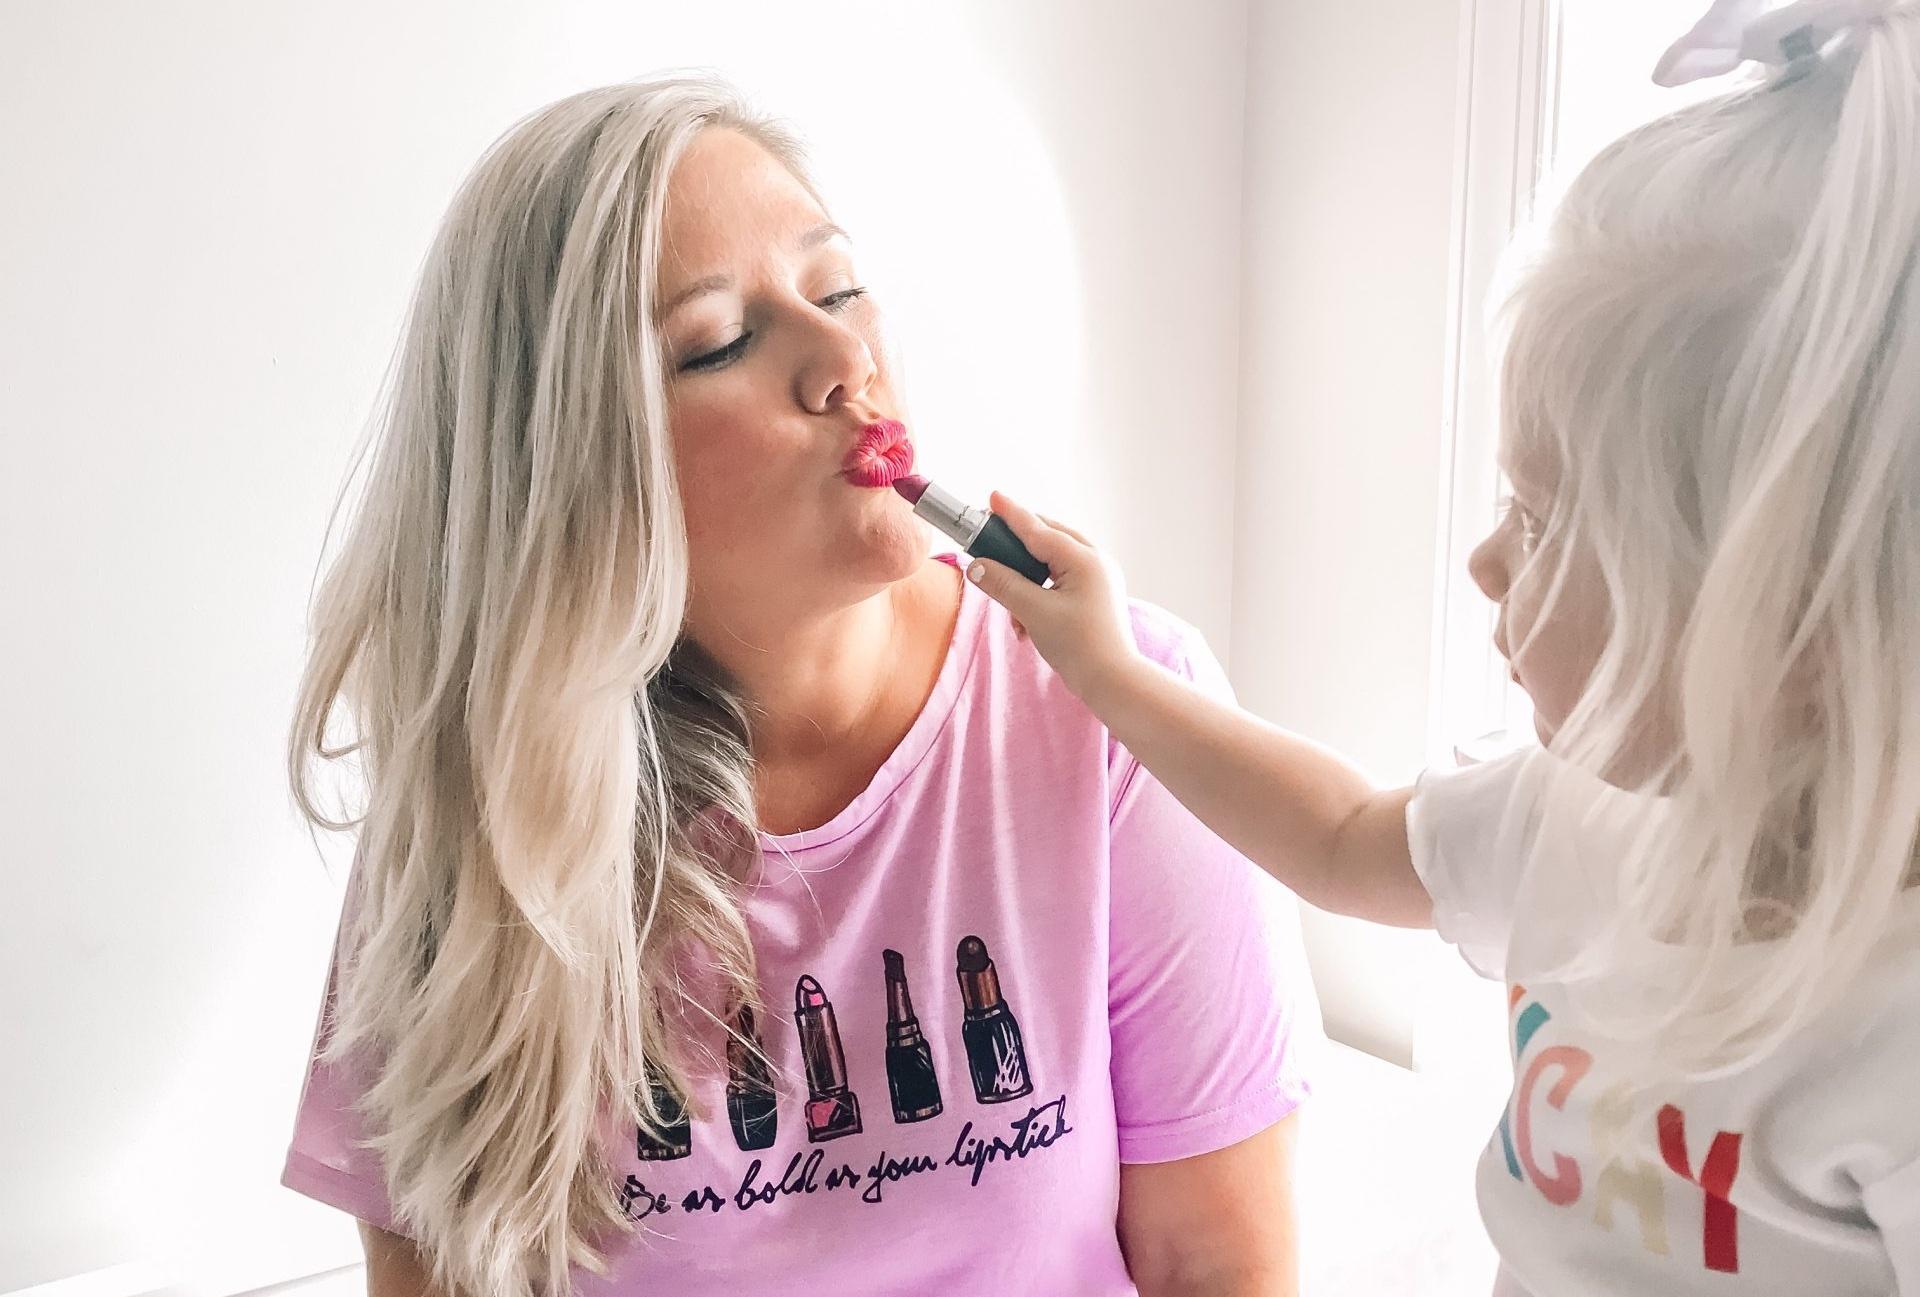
top-left (283, 75), bottom-right (1316, 1297)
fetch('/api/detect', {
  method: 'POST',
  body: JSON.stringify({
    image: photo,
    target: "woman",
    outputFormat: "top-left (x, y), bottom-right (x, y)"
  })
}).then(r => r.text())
top-left (284, 75), bottom-right (1316, 1297)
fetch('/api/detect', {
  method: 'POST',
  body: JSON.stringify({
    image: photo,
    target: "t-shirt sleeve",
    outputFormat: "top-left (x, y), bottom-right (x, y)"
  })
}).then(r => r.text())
top-left (1847, 961), bottom-right (1920, 1291)
top-left (1105, 603), bottom-right (1321, 1165)
top-left (281, 888), bottom-right (403, 1234)
top-left (1864, 1153), bottom-right (1920, 1291)
top-left (1403, 745), bottom-right (1552, 983)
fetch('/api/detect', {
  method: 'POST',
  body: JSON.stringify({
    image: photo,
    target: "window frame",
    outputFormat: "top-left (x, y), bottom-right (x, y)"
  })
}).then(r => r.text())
top-left (1428, 0), bottom-right (1563, 765)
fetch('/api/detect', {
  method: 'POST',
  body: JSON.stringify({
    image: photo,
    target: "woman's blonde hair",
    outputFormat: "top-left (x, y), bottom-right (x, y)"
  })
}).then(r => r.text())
top-left (288, 74), bottom-right (810, 1293)
top-left (1499, 10), bottom-right (1920, 1075)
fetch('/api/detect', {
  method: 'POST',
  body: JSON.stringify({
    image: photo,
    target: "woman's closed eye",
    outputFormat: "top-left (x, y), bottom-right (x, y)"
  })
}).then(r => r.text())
top-left (676, 287), bottom-right (871, 374)
top-left (681, 333), bottom-right (751, 372)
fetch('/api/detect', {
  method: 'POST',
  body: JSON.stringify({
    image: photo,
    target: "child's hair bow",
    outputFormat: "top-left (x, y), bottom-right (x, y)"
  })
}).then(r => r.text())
top-left (1653, 0), bottom-right (1906, 86)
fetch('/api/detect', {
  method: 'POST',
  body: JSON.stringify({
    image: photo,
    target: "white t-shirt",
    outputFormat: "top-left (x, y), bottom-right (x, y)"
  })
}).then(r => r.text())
top-left (1408, 746), bottom-right (1920, 1296)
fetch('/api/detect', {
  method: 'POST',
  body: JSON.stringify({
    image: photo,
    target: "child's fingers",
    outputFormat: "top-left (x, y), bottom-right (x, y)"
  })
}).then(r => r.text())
top-left (1038, 513), bottom-right (1093, 546)
top-left (966, 556), bottom-right (1044, 623)
top-left (987, 492), bottom-right (1085, 568)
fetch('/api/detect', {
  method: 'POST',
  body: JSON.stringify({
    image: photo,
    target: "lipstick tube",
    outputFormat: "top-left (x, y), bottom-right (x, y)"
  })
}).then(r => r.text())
top-left (900, 478), bottom-right (1051, 585)
top-left (955, 935), bottom-right (1033, 1105)
top-left (725, 1005), bottom-right (779, 1152)
top-left (881, 949), bottom-right (943, 1123)
top-left (634, 1071), bottom-right (692, 1161)
top-left (795, 974), bottom-right (863, 1143)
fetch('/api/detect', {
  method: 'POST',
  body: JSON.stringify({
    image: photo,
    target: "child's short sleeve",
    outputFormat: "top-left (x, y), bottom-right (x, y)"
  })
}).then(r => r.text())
top-left (1836, 951), bottom-right (1920, 1292)
top-left (1105, 605), bottom-right (1321, 1164)
top-left (281, 899), bottom-right (403, 1234)
top-left (1864, 1156), bottom-right (1920, 1292)
top-left (1404, 746), bottom-right (1553, 982)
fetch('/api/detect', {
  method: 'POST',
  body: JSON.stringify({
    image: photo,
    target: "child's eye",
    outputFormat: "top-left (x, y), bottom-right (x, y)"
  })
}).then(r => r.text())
top-left (1497, 494), bottom-right (1544, 553)
top-left (1516, 508), bottom-right (1544, 553)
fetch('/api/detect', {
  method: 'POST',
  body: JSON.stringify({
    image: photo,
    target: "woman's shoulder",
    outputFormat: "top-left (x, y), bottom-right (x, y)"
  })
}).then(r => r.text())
top-left (1123, 598), bottom-right (1225, 689)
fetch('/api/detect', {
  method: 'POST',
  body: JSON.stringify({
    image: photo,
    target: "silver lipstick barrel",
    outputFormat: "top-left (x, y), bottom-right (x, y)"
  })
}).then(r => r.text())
top-left (909, 480), bottom-right (989, 550)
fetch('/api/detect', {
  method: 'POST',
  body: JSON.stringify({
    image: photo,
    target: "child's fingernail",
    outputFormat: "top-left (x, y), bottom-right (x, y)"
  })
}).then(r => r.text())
top-left (968, 563), bottom-right (986, 584)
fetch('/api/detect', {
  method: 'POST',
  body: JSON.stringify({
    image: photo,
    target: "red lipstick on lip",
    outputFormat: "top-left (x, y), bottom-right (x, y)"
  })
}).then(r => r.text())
top-left (842, 418), bottom-right (915, 488)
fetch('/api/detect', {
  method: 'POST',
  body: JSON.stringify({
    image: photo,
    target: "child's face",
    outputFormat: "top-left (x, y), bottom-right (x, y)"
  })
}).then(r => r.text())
top-left (1468, 442), bottom-right (1609, 747)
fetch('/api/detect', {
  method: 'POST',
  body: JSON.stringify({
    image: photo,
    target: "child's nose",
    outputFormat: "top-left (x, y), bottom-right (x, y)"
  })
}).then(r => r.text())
top-left (1468, 533), bottom-right (1508, 603)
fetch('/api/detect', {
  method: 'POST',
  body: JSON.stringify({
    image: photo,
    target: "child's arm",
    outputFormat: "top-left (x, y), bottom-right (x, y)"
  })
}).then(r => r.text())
top-left (1089, 643), bottom-right (1429, 927)
top-left (969, 493), bottom-right (1434, 929)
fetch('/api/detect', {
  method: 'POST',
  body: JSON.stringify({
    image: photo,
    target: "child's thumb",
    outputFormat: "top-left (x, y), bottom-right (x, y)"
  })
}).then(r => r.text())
top-left (966, 557), bottom-right (1045, 622)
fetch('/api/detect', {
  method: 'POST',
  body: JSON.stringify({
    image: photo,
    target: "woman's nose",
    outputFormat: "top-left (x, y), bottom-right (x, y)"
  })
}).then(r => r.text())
top-left (797, 316), bottom-right (877, 415)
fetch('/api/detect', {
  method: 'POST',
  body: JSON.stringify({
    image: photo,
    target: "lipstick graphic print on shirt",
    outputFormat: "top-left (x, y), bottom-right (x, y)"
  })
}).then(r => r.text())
top-left (795, 974), bottom-right (863, 1142)
top-left (725, 1004), bottom-right (779, 1152)
top-left (278, 593), bottom-right (1325, 1297)
top-left (635, 1072), bottom-right (692, 1161)
top-left (881, 949), bottom-right (943, 1123)
top-left (955, 935), bottom-right (1033, 1105)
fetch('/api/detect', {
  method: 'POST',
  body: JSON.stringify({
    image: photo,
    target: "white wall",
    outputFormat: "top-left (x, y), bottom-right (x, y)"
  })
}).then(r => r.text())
top-left (0, 1), bottom-right (1252, 1290)
top-left (1232, 0), bottom-right (1474, 1063)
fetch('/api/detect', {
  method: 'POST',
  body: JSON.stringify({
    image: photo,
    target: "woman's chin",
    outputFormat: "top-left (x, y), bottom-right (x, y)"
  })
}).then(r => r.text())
top-left (833, 513), bottom-right (931, 588)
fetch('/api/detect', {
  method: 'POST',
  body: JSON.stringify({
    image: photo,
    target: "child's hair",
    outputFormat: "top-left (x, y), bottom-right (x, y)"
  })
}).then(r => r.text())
top-left (1498, 9), bottom-right (1920, 1076)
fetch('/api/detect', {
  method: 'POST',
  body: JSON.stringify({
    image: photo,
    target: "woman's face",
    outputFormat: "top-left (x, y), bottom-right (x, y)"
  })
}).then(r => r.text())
top-left (656, 128), bottom-right (926, 638)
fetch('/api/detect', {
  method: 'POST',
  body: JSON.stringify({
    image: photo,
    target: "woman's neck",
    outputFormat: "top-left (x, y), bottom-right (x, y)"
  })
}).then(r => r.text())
top-left (690, 560), bottom-right (962, 833)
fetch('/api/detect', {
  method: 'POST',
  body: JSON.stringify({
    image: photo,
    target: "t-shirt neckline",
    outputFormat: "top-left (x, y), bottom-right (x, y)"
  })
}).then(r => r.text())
top-left (755, 554), bottom-right (984, 856)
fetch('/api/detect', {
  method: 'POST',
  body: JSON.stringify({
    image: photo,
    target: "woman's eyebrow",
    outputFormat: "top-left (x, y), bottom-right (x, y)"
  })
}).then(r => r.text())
top-left (658, 224), bottom-right (852, 321)
top-left (659, 274), bottom-right (731, 320)
top-left (801, 221), bottom-right (851, 249)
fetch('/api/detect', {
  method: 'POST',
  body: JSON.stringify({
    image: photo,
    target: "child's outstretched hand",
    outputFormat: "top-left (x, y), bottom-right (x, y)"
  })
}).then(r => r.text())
top-left (966, 492), bottom-right (1143, 706)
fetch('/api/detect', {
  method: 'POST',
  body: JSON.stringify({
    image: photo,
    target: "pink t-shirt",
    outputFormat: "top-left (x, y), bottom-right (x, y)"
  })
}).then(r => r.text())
top-left (283, 565), bottom-right (1318, 1295)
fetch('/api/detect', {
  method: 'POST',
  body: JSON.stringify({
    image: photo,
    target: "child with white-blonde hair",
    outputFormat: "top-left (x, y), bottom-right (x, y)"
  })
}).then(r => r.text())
top-left (970, 1), bottom-right (1920, 1291)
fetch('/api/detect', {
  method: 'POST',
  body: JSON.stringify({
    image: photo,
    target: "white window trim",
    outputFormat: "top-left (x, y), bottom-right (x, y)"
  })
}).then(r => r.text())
top-left (1429, 0), bottom-right (1564, 765)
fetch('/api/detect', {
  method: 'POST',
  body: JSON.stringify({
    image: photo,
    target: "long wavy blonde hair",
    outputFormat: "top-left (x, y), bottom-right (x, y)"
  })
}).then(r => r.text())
top-left (288, 75), bottom-right (810, 1293)
top-left (1499, 11), bottom-right (1920, 1075)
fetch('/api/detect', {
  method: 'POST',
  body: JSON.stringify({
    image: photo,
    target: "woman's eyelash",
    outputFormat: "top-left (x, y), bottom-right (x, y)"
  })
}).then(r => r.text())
top-left (681, 334), bottom-right (750, 372)
top-left (677, 288), bottom-right (870, 373)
